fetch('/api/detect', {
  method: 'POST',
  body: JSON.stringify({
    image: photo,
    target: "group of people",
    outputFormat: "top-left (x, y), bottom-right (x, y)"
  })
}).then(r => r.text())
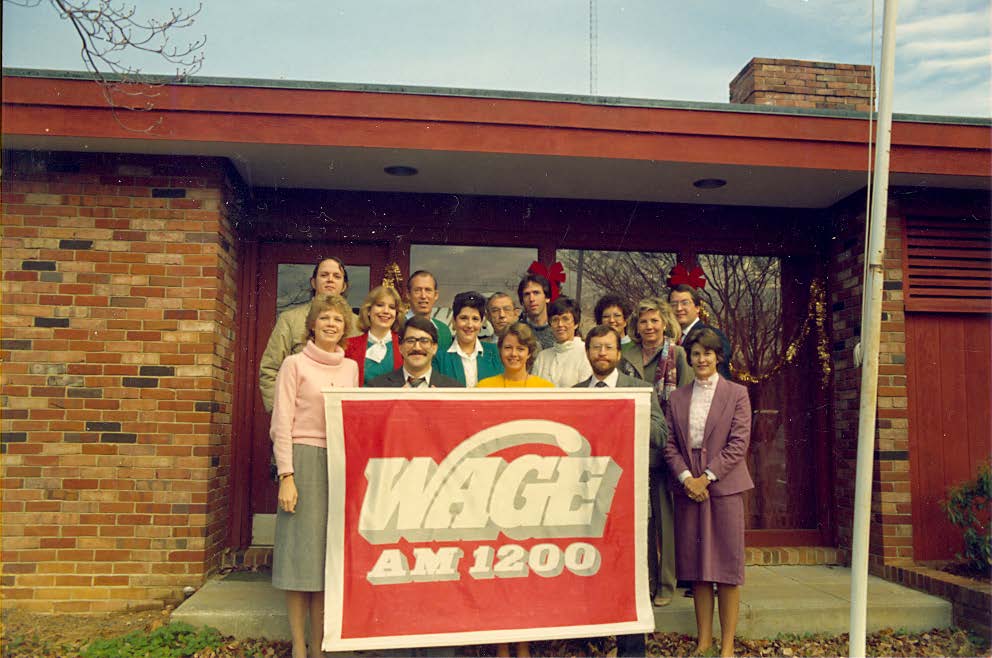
top-left (260, 257), bottom-right (752, 658)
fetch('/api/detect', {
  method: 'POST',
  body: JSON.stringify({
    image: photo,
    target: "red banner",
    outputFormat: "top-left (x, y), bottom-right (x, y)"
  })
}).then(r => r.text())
top-left (322, 389), bottom-right (654, 651)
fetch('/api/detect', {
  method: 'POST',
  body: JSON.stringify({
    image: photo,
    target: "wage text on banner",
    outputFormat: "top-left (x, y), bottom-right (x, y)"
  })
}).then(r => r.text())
top-left (321, 388), bottom-right (654, 652)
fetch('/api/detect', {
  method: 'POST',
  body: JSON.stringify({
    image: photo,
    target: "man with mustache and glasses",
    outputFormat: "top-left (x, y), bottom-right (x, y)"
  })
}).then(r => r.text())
top-left (368, 316), bottom-right (461, 389)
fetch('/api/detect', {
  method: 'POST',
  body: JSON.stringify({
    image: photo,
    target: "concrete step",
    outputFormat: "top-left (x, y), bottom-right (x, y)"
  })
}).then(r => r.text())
top-left (172, 565), bottom-right (952, 643)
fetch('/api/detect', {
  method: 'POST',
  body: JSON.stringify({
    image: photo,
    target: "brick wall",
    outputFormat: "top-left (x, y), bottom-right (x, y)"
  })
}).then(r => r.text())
top-left (828, 197), bottom-right (912, 566)
top-left (730, 58), bottom-right (873, 111)
top-left (1, 151), bottom-right (240, 612)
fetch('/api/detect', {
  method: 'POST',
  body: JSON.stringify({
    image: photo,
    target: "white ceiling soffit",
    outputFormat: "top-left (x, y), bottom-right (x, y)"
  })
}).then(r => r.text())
top-left (3, 135), bottom-right (987, 209)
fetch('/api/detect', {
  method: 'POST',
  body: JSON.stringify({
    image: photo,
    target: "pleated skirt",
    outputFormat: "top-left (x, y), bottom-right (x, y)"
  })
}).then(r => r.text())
top-left (272, 443), bottom-right (328, 592)
top-left (673, 449), bottom-right (746, 586)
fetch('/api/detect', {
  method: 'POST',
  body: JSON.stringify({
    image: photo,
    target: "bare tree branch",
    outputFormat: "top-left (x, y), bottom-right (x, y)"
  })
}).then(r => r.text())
top-left (6, 0), bottom-right (207, 131)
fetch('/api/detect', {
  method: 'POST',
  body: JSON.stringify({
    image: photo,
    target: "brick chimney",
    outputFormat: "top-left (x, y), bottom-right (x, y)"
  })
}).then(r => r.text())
top-left (730, 58), bottom-right (873, 112)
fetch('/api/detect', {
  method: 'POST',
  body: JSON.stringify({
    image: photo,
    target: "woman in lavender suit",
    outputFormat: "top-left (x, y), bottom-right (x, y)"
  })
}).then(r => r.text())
top-left (664, 328), bottom-right (753, 657)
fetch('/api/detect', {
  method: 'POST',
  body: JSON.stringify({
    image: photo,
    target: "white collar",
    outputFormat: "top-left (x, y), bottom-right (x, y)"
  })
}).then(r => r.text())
top-left (553, 336), bottom-right (583, 353)
top-left (402, 367), bottom-right (433, 385)
top-left (589, 368), bottom-right (620, 388)
top-left (448, 338), bottom-right (483, 357)
top-left (681, 318), bottom-right (701, 337)
top-left (693, 372), bottom-right (720, 389)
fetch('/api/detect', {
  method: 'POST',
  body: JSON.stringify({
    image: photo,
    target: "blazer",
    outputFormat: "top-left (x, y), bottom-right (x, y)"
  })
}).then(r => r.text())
top-left (663, 376), bottom-right (754, 497)
top-left (574, 371), bottom-right (668, 466)
top-left (367, 367), bottom-right (463, 388)
top-left (432, 341), bottom-right (503, 386)
top-left (344, 332), bottom-right (403, 385)
top-left (619, 341), bottom-right (692, 389)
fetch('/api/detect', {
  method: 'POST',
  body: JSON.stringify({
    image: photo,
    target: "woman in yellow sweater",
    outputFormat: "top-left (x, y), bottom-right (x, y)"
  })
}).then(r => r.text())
top-left (477, 321), bottom-right (551, 658)
top-left (477, 322), bottom-right (553, 389)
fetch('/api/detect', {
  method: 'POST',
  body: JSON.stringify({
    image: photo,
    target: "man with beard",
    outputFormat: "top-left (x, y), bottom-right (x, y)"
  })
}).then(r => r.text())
top-left (368, 316), bottom-right (461, 389)
top-left (575, 323), bottom-right (667, 657)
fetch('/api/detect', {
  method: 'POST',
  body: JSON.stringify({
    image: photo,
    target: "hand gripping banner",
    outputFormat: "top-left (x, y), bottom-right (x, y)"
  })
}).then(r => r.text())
top-left (322, 389), bottom-right (654, 651)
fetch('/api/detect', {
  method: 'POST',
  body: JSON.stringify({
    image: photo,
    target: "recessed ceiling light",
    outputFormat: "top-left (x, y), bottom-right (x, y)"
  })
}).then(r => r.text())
top-left (693, 178), bottom-right (727, 189)
top-left (384, 165), bottom-right (418, 177)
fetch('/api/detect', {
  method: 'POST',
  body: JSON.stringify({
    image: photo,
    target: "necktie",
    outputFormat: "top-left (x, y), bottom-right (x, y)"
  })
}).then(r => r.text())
top-left (595, 381), bottom-right (608, 388)
top-left (406, 376), bottom-right (426, 388)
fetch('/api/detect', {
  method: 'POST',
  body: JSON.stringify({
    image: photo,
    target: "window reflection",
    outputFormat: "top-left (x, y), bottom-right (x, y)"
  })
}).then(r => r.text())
top-left (558, 249), bottom-right (677, 332)
top-left (698, 253), bottom-right (815, 531)
top-left (410, 244), bottom-right (537, 334)
top-left (277, 263), bottom-right (370, 314)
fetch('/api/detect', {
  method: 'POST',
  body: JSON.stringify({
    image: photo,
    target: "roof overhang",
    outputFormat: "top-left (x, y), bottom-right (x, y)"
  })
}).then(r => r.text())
top-left (3, 70), bottom-right (990, 209)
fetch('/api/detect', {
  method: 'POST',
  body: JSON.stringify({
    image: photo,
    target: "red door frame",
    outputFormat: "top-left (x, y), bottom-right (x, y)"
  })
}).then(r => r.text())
top-left (227, 240), bottom-right (389, 547)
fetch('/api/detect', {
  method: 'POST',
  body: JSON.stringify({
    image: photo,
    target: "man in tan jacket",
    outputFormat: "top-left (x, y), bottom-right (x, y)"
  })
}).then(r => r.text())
top-left (258, 257), bottom-right (349, 412)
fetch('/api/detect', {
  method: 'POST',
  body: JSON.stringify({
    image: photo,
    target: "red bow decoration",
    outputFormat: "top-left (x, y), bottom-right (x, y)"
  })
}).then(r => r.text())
top-left (667, 264), bottom-right (707, 290)
top-left (527, 261), bottom-right (566, 301)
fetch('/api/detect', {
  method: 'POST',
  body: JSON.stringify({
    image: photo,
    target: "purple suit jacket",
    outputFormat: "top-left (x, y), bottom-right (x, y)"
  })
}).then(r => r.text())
top-left (663, 376), bottom-right (754, 497)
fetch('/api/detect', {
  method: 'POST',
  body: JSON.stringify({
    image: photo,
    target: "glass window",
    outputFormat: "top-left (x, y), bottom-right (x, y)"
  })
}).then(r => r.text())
top-left (409, 244), bottom-right (537, 334)
top-left (276, 263), bottom-right (370, 314)
top-left (698, 253), bottom-right (815, 531)
top-left (557, 249), bottom-right (677, 332)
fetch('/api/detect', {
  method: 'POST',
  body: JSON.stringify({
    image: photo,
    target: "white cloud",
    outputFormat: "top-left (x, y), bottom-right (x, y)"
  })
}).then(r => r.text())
top-left (898, 10), bottom-right (989, 37)
top-left (901, 36), bottom-right (989, 55)
top-left (912, 52), bottom-right (992, 75)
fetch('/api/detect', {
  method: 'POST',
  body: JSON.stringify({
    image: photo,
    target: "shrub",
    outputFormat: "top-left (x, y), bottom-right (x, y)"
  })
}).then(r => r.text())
top-left (81, 622), bottom-right (223, 658)
top-left (941, 462), bottom-right (992, 573)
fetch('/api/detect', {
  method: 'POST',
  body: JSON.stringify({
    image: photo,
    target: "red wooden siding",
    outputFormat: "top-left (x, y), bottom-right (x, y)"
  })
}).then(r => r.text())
top-left (906, 312), bottom-right (992, 560)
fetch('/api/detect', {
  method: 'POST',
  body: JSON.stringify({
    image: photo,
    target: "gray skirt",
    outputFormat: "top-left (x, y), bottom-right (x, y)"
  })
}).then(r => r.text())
top-left (272, 443), bottom-right (328, 592)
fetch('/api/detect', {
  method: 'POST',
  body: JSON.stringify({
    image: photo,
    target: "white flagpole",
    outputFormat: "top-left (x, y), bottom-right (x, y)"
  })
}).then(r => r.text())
top-left (850, 0), bottom-right (899, 655)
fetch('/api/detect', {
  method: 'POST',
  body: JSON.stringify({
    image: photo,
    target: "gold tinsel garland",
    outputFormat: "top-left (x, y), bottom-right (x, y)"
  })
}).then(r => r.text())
top-left (726, 279), bottom-right (831, 388)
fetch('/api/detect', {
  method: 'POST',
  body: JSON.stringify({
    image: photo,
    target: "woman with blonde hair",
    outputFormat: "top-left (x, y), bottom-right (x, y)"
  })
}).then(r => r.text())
top-left (344, 285), bottom-right (404, 385)
top-left (620, 296), bottom-right (692, 607)
top-left (270, 294), bottom-right (359, 658)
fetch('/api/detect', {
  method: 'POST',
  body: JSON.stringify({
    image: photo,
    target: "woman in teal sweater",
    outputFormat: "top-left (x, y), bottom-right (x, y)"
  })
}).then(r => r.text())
top-left (433, 291), bottom-right (503, 386)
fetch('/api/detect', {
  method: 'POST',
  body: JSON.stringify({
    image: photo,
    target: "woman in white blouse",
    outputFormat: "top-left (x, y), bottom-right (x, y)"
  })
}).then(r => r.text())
top-left (532, 296), bottom-right (592, 388)
top-left (664, 328), bottom-right (753, 657)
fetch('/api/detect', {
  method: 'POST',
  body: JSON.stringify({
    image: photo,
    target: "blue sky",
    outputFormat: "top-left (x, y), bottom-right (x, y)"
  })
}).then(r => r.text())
top-left (3, 0), bottom-right (990, 117)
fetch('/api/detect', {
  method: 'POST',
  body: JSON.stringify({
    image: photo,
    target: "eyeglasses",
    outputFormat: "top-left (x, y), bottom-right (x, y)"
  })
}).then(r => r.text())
top-left (588, 343), bottom-right (618, 353)
top-left (671, 300), bottom-right (695, 308)
top-left (401, 337), bottom-right (434, 347)
top-left (489, 305), bottom-right (516, 315)
top-left (549, 316), bottom-right (574, 326)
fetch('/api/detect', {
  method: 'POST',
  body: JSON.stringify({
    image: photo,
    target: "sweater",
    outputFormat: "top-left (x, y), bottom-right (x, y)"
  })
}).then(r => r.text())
top-left (532, 336), bottom-right (593, 388)
top-left (477, 374), bottom-right (555, 388)
top-left (269, 341), bottom-right (359, 475)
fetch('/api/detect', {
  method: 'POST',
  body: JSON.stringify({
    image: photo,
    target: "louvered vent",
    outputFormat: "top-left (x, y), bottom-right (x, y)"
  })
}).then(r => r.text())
top-left (904, 215), bottom-right (991, 312)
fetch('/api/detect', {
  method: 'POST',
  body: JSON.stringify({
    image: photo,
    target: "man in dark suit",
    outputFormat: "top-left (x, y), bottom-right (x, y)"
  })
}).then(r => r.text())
top-left (575, 324), bottom-right (666, 657)
top-left (368, 316), bottom-right (462, 388)
top-left (669, 284), bottom-right (733, 380)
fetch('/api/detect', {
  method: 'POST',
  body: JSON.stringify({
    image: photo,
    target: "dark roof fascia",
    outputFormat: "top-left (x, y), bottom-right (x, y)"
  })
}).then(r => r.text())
top-left (4, 67), bottom-right (990, 128)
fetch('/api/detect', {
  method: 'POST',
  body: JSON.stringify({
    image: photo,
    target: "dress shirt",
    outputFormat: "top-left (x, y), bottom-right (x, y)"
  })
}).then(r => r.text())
top-left (402, 367), bottom-right (433, 388)
top-left (678, 372), bottom-right (720, 484)
top-left (587, 368), bottom-right (620, 388)
top-left (447, 338), bottom-right (484, 387)
top-left (679, 318), bottom-right (701, 346)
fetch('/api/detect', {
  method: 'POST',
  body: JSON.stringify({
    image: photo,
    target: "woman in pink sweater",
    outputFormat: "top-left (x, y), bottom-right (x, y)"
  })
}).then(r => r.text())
top-left (270, 293), bottom-right (359, 658)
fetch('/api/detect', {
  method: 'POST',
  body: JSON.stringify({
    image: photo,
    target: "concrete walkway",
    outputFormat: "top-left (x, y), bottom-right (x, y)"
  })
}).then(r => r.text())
top-left (173, 565), bottom-right (951, 642)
